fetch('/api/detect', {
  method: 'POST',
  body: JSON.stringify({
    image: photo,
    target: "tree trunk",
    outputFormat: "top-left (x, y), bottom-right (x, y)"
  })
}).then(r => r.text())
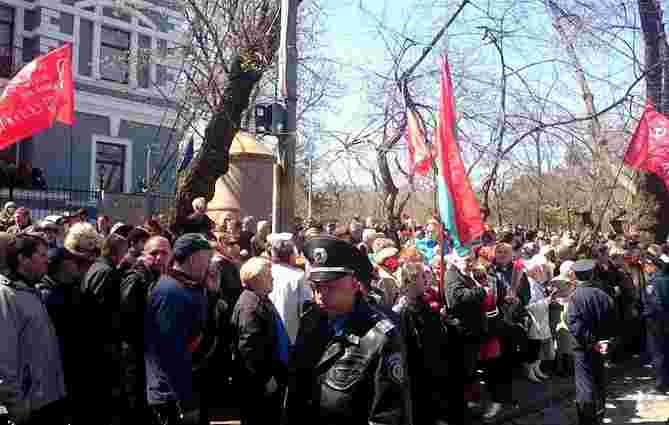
top-left (173, 56), bottom-right (267, 228)
top-left (640, 0), bottom-right (663, 107)
top-left (638, 0), bottom-right (669, 240)
top-left (377, 149), bottom-right (399, 223)
top-left (547, 1), bottom-right (638, 216)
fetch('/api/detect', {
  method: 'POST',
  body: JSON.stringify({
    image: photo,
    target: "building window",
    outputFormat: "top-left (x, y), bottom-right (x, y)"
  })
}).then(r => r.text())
top-left (0, 5), bottom-right (13, 78)
top-left (100, 26), bottom-right (129, 83)
top-left (96, 141), bottom-right (126, 192)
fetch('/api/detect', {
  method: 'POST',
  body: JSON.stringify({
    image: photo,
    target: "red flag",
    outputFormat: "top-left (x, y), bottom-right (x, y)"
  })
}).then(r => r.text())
top-left (406, 107), bottom-right (433, 176)
top-left (437, 54), bottom-right (484, 248)
top-left (0, 44), bottom-right (74, 150)
top-left (624, 105), bottom-right (669, 188)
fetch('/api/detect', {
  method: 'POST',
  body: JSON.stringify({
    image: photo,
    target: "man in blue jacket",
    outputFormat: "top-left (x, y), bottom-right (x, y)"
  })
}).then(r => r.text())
top-left (144, 233), bottom-right (212, 425)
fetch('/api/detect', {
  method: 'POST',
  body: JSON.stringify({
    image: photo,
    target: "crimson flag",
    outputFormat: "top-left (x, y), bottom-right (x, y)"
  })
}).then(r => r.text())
top-left (436, 54), bottom-right (484, 252)
top-left (624, 105), bottom-right (669, 188)
top-left (0, 44), bottom-right (74, 150)
top-left (406, 107), bottom-right (433, 176)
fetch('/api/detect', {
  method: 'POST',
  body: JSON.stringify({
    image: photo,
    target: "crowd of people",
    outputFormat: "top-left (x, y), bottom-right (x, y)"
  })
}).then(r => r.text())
top-left (0, 198), bottom-right (667, 425)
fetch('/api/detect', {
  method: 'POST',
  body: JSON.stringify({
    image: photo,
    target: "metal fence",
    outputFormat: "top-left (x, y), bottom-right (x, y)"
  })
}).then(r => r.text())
top-left (0, 187), bottom-right (176, 223)
top-left (0, 187), bottom-right (101, 220)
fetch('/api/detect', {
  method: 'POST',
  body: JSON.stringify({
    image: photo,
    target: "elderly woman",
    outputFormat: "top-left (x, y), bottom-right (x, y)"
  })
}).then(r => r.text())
top-left (521, 255), bottom-right (556, 383)
top-left (550, 260), bottom-right (577, 377)
top-left (250, 220), bottom-right (271, 257)
top-left (396, 259), bottom-right (452, 424)
top-left (231, 257), bottom-right (288, 425)
top-left (373, 246), bottom-right (401, 307)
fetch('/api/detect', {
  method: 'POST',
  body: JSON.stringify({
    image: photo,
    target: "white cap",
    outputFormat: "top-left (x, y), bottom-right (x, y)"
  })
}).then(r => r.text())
top-left (559, 260), bottom-right (575, 276)
top-left (43, 215), bottom-right (64, 225)
top-left (267, 232), bottom-right (293, 244)
top-left (573, 259), bottom-right (596, 273)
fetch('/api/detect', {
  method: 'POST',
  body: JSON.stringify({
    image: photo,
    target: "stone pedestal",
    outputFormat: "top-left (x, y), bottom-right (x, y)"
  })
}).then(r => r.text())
top-left (207, 131), bottom-right (274, 229)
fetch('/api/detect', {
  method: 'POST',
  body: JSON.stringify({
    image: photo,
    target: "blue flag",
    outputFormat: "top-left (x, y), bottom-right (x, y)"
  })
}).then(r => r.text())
top-left (178, 137), bottom-right (194, 172)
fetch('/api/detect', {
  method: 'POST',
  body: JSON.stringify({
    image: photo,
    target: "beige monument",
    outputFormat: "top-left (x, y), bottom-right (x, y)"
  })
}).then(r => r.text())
top-left (207, 131), bottom-right (274, 228)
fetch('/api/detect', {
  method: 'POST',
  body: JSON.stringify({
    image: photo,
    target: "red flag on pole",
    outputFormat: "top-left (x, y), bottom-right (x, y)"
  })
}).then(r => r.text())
top-left (0, 44), bottom-right (74, 150)
top-left (406, 107), bottom-right (433, 176)
top-left (436, 54), bottom-right (484, 250)
top-left (624, 104), bottom-right (669, 189)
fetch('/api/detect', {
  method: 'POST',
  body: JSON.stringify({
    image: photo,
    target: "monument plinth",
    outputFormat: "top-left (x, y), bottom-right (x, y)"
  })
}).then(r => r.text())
top-left (207, 131), bottom-right (274, 228)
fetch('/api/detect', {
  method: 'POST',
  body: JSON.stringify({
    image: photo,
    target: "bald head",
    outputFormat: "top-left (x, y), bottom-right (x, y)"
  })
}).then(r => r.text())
top-left (143, 236), bottom-right (172, 272)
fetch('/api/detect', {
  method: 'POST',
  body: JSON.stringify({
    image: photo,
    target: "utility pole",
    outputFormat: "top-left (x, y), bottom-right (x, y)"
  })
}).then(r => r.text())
top-left (145, 144), bottom-right (154, 218)
top-left (272, 0), bottom-right (298, 233)
top-left (308, 153), bottom-right (313, 219)
top-left (146, 144), bottom-right (152, 191)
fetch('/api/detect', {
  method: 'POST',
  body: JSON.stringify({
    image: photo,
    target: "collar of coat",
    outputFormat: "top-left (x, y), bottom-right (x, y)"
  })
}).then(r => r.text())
top-left (0, 271), bottom-right (40, 293)
top-left (166, 267), bottom-right (201, 288)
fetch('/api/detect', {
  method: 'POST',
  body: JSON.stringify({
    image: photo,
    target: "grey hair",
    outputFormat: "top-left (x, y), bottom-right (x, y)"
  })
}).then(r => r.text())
top-left (271, 238), bottom-right (297, 262)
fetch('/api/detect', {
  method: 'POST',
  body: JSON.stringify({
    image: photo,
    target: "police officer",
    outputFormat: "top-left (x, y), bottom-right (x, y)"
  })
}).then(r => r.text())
top-left (642, 252), bottom-right (669, 394)
top-left (283, 236), bottom-right (411, 425)
top-left (567, 259), bottom-right (618, 425)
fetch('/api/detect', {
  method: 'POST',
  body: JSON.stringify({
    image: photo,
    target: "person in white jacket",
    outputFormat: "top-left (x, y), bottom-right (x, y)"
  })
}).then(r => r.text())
top-left (267, 233), bottom-right (312, 345)
top-left (524, 254), bottom-right (557, 383)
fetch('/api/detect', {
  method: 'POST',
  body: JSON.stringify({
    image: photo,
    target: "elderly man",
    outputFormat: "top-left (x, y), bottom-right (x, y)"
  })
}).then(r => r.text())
top-left (79, 233), bottom-right (129, 424)
top-left (37, 246), bottom-right (89, 423)
top-left (97, 215), bottom-right (112, 236)
top-left (267, 233), bottom-right (311, 344)
top-left (284, 236), bottom-right (411, 425)
top-left (445, 249), bottom-right (488, 422)
top-left (239, 216), bottom-right (255, 255)
top-left (349, 219), bottom-right (364, 244)
top-left (0, 234), bottom-right (66, 424)
top-left (145, 234), bottom-right (212, 424)
top-left (35, 216), bottom-right (65, 248)
top-left (181, 197), bottom-right (215, 237)
top-left (0, 201), bottom-right (16, 231)
top-left (120, 236), bottom-right (172, 423)
top-left (7, 207), bottom-right (31, 234)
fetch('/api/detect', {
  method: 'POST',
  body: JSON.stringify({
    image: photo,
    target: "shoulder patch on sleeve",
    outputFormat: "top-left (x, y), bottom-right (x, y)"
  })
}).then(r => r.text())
top-left (387, 352), bottom-right (405, 384)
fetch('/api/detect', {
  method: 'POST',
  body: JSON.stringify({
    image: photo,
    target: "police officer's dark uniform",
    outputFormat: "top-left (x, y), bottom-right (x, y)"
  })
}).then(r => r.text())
top-left (642, 255), bottom-right (669, 393)
top-left (567, 260), bottom-right (618, 425)
top-left (283, 237), bottom-right (411, 425)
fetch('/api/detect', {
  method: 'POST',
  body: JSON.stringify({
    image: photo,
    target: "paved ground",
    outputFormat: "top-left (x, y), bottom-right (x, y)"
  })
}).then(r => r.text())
top-left (490, 356), bottom-right (669, 425)
top-left (208, 356), bottom-right (669, 425)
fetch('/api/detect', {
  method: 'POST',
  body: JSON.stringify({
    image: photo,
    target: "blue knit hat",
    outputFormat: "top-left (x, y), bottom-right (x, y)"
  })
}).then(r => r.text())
top-left (173, 233), bottom-right (212, 261)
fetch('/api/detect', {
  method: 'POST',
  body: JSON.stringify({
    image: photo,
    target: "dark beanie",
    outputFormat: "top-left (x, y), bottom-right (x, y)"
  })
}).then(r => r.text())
top-left (173, 233), bottom-right (212, 262)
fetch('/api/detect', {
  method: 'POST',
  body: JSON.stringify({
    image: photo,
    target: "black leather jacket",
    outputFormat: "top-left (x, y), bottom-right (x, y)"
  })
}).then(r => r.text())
top-left (283, 297), bottom-right (411, 425)
top-left (444, 266), bottom-right (487, 341)
top-left (399, 299), bottom-right (450, 424)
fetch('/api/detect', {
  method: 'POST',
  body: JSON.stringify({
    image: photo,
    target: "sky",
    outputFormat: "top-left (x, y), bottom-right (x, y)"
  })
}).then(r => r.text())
top-left (305, 0), bottom-right (645, 188)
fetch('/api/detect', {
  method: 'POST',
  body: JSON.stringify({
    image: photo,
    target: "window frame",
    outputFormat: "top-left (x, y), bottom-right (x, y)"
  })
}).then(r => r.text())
top-left (99, 25), bottom-right (130, 84)
top-left (0, 5), bottom-right (14, 79)
top-left (90, 136), bottom-right (133, 193)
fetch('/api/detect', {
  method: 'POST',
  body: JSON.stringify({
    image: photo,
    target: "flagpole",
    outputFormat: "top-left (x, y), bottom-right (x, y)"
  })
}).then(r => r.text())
top-left (594, 110), bottom-right (641, 235)
top-left (69, 125), bottom-right (73, 189)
